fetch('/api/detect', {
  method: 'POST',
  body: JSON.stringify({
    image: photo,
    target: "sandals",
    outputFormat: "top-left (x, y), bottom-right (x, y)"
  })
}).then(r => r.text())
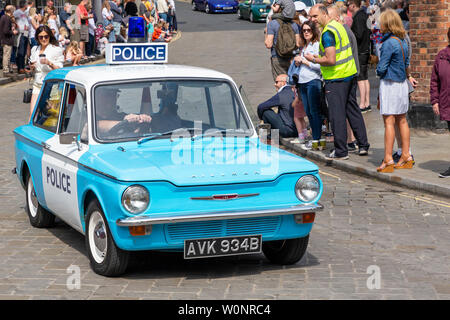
top-left (394, 156), bottom-right (415, 169)
top-left (377, 160), bottom-right (395, 173)
top-left (377, 155), bottom-right (415, 173)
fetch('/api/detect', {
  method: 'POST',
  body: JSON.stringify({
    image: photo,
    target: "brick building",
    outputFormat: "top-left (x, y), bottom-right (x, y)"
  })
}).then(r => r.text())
top-left (407, 0), bottom-right (450, 129)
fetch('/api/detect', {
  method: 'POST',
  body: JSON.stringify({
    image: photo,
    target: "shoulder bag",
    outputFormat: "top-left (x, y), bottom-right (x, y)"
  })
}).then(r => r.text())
top-left (392, 36), bottom-right (414, 94)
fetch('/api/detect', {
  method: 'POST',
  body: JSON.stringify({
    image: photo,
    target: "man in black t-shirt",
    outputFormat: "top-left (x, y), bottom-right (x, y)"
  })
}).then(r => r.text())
top-left (348, 0), bottom-right (371, 113)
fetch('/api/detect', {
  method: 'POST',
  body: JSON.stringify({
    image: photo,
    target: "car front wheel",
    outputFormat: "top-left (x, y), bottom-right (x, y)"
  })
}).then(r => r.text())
top-left (191, 1), bottom-right (196, 10)
top-left (237, 8), bottom-right (242, 19)
top-left (262, 235), bottom-right (309, 265)
top-left (26, 174), bottom-right (55, 228)
top-left (85, 200), bottom-right (129, 276)
top-left (250, 11), bottom-right (255, 22)
top-left (205, 4), bottom-right (211, 13)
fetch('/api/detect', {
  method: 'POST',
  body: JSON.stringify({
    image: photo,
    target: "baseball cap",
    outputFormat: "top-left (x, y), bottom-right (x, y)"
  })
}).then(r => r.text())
top-left (294, 1), bottom-right (307, 11)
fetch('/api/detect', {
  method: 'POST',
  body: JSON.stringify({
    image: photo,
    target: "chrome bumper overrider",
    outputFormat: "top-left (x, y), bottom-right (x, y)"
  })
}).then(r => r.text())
top-left (116, 203), bottom-right (323, 227)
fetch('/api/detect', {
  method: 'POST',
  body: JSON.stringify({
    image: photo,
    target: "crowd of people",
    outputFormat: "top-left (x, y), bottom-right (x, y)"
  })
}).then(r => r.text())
top-left (258, 0), bottom-right (449, 177)
top-left (0, 0), bottom-right (178, 74)
top-left (0, 0), bottom-right (178, 118)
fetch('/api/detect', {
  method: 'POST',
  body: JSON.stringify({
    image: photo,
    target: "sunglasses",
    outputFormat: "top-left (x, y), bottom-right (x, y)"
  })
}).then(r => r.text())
top-left (38, 35), bottom-right (50, 40)
top-left (302, 28), bottom-right (312, 33)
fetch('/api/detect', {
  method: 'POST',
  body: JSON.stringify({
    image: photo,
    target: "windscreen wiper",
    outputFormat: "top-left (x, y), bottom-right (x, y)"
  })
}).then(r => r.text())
top-left (190, 129), bottom-right (252, 141)
top-left (137, 128), bottom-right (198, 145)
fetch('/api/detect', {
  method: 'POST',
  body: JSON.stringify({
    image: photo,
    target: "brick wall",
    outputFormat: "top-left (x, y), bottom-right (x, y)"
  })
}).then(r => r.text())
top-left (409, 0), bottom-right (450, 104)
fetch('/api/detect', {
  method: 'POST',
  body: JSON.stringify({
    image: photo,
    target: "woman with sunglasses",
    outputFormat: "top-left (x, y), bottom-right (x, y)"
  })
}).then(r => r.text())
top-left (292, 21), bottom-right (323, 150)
top-left (29, 25), bottom-right (64, 119)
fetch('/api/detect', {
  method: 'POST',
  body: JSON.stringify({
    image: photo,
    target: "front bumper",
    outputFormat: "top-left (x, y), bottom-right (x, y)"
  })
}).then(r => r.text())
top-left (116, 203), bottom-right (323, 227)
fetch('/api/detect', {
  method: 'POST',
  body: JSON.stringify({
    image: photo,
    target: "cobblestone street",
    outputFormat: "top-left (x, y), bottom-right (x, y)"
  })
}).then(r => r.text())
top-left (0, 1), bottom-right (449, 300)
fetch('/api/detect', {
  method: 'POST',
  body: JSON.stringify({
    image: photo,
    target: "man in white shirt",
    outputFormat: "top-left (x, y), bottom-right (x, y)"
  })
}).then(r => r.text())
top-left (14, 0), bottom-right (30, 73)
top-left (156, 0), bottom-right (169, 22)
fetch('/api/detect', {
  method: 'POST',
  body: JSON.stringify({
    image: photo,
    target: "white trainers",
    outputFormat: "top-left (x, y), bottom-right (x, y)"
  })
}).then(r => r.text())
top-left (325, 150), bottom-right (349, 160)
top-left (301, 140), bottom-right (312, 150)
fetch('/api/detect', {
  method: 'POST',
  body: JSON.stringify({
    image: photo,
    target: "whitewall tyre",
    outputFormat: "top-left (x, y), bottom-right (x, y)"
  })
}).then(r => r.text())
top-left (85, 200), bottom-right (129, 277)
top-left (25, 174), bottom-right (55, 228)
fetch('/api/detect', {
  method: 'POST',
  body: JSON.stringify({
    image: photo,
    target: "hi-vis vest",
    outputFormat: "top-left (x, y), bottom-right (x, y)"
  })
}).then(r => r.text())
top-left (319, 20), bottom-right (357, 80)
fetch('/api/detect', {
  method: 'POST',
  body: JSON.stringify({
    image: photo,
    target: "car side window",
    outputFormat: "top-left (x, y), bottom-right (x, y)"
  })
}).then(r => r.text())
top-left (60, 84), bottom-right (88, 143)
top-left (33, 81), bottom-right (65, 133)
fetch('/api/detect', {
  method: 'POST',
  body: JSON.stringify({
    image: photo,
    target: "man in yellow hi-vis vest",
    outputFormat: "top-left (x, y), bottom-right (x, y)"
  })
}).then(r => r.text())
top-left (305, 4), bottom-right (370, 160)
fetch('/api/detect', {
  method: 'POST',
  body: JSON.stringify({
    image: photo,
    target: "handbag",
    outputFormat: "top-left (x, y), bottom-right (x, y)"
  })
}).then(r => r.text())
top-left (392, 36), bottom-right (414, 94)
top-left (23, 88), bottom-right (32, 103)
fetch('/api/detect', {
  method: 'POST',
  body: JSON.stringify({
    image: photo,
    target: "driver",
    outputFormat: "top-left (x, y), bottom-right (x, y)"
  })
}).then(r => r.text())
top-left (95, 88), bottom-right (152, 136)
top-left (151, 83), bottom-right (182, 132)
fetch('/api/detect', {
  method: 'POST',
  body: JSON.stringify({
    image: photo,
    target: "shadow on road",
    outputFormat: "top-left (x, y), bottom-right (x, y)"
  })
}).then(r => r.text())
top-left (47, 219), bottom-right (320, 279)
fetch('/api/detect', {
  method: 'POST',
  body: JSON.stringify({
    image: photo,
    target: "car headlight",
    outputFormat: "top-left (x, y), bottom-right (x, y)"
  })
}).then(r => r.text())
top-left (259, 8), bottom-right (264, 12)
top-left (295, 175), bottom-right (320, 203)
top-left (122, 185), bottom-right (149, 214)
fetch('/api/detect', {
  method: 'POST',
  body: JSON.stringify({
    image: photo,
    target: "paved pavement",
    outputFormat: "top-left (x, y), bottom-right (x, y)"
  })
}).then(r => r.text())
top-left (172, 2), bottom-right (450, 198)
top-left (0, 1), bottom-right (449, 300)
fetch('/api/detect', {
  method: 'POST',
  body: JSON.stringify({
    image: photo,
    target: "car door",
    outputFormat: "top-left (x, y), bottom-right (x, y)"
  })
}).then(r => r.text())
top-left (39, 82), bottom-right (89, 233)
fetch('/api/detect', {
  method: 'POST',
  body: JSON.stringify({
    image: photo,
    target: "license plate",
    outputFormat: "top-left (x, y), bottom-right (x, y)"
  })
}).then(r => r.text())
top-left (223, 6), bottom-right (233, 9)
top-left (184, 235), bottom-right (262, 259)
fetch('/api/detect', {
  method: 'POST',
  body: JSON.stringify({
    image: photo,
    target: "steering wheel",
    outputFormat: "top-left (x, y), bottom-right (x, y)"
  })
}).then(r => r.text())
top-left (109, 120), bottom-right (151, 138)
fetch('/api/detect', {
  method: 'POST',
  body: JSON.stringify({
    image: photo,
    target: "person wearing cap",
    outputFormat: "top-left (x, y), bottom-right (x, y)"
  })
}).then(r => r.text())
top-left (306, 4), bottom-right (369, 160)
top-left (294, 1), bottom-right (308, 24)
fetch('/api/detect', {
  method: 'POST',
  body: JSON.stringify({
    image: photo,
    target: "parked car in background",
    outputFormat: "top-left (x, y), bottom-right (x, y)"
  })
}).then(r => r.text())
top-left (237, 0), bottom-right (273, 23)
top-left (192, 0), bottom-right (239, 13)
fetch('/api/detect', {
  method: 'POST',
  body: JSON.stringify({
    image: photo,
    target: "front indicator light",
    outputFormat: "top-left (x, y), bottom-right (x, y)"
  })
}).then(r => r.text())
top-left (294, 212), bottom-right (316, 224)
top-left (129, 225), bottom-right (152, 236)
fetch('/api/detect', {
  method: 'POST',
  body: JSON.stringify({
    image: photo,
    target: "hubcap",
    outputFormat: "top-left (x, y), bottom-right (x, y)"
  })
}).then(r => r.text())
top-left (27, 178), bottom-right (38, 217)
top-left (206, 5), bottom-right (209, 12)
top-left (89, 211), bottom-right (108, 264)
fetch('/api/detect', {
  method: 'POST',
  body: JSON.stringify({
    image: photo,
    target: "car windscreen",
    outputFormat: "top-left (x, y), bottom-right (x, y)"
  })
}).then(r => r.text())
top-left (93, 79), bottom-right (252, 142)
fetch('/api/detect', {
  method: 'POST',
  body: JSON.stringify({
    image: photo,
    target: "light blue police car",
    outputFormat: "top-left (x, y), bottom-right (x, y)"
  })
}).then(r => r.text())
top-left (13, 43), bottom-right (323, 276)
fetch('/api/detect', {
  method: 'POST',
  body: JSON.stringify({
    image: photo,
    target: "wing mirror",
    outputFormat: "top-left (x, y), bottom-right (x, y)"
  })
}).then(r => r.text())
top-left (60, 132), bottom-right (82, 151)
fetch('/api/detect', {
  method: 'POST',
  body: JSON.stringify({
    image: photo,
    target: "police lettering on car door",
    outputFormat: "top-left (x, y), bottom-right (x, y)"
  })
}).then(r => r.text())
top-left (45, 166), bottom-right (71, 194)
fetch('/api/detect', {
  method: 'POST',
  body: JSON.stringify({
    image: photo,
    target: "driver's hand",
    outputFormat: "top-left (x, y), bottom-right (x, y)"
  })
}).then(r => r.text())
top-left (124, 114), bottom-right (140, 122)
top-left (138, 114), bottom-right (152, 123)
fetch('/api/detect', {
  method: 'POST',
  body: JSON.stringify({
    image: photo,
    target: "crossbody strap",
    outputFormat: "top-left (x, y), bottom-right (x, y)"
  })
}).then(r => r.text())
top-left (392, 36), bottom-right (406, 66)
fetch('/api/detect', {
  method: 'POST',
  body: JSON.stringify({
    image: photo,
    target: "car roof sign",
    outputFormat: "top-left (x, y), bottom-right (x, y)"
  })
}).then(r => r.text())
top-left (105, 43), bottom-right (168, 64)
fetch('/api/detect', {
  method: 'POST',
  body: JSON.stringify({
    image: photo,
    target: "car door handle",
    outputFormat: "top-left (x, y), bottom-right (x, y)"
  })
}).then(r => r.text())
top-left (41, 142), bottom-right (50, 150)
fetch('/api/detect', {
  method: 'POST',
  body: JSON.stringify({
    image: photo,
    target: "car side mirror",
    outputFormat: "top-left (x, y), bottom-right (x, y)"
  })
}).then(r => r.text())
top-left (60, 132), bottom-right (82, 151)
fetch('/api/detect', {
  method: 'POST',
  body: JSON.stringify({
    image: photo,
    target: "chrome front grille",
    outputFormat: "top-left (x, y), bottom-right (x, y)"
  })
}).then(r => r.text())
top-left (166, 216), bottom-right (281, 243)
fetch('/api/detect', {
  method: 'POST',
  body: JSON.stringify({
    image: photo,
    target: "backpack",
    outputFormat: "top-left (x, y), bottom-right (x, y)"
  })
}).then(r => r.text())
top-left (274, 19), bottom-right (297, 58)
